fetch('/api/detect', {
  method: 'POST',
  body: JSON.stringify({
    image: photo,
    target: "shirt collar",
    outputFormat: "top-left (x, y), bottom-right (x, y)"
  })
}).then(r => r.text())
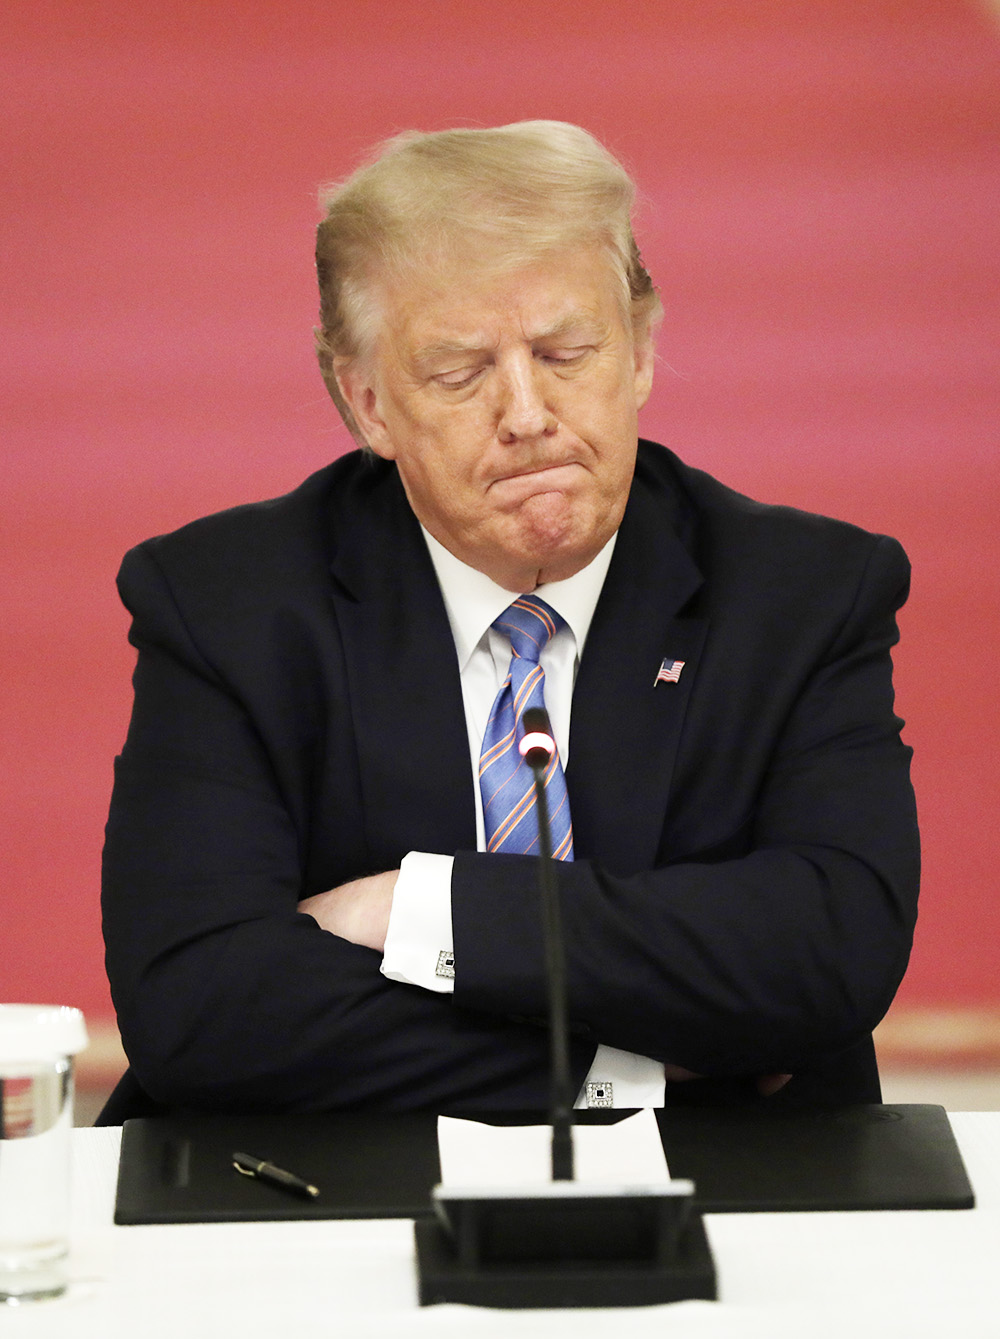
top-left (421, 526), bottom-right (617, 672)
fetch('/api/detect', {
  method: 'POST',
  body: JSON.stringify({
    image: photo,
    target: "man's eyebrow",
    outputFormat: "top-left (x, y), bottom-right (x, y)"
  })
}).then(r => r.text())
top-left (412, 339), bottom-right (491, 367)
top-left (413, 313), bottom-right (603, 367)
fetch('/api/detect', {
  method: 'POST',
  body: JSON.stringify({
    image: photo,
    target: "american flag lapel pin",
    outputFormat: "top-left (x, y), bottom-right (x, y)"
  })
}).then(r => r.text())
top-left (654, 657), bottom-right (685, 687)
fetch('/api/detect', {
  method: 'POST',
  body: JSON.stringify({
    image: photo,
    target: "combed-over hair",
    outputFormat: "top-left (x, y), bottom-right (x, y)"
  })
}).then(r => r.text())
top-left (314, 121), bottom-right (660, 438)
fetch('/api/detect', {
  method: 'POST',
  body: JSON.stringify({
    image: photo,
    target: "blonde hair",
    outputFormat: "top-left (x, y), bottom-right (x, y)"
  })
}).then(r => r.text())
top-left (314, 121), bottom-right (660, 436)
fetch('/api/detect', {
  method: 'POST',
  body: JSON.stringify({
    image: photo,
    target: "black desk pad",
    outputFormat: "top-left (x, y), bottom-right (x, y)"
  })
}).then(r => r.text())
top-left (655, 1103), bottom-right (975, 1213)
top-left (113, 1104), bottom-right (974, 1225)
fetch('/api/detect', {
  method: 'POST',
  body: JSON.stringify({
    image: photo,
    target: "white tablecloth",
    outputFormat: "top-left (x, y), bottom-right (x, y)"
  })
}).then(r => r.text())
top-left (6, 1114), bottom-right (1000, 1338)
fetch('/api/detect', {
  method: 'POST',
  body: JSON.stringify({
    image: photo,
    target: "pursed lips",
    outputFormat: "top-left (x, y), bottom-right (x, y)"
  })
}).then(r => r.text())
top-left (487, 461), bottom-right (584, 493)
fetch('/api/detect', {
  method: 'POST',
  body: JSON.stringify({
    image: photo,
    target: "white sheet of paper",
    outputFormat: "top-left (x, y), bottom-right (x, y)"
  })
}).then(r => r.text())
top-left (437, 1110), bottom-right (670, 1188)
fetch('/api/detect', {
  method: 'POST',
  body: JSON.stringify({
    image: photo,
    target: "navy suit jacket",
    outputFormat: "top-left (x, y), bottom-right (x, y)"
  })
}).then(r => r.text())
top-left (101, 442), bottom-right (919, 1119)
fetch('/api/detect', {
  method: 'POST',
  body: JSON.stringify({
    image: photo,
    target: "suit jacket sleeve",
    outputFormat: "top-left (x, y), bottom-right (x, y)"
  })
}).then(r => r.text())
top-left (101, 472), bottom-right (595, 1114)
top-left (451, 479), bottom-right (920, 1081)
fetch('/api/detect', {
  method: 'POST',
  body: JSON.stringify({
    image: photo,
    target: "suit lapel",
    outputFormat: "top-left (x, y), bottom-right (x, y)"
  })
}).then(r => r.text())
top-left (328, 467), bottom-right (477, 868)
top-left (568, 463), bottom-right (707, 875)
top-left (325, 451), bottom-right (707, 875)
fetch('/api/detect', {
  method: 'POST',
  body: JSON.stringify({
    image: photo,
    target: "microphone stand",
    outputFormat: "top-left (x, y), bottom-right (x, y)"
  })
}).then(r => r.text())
top-left (519, 707), bottom-right (574, 1182)
top-left (414, 712), bottom-right (715, 1307)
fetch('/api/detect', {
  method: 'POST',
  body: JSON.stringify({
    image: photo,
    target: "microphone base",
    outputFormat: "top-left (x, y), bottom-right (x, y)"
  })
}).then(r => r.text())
top-left (415, 1183), bottom-right (717, 1308)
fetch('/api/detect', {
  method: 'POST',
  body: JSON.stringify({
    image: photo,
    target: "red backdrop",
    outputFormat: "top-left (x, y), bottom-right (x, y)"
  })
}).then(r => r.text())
top-left (3, 0), bottom-right (998, 1027)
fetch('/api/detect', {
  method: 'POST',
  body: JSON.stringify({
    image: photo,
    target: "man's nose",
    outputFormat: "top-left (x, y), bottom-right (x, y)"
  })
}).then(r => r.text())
top-left (496, 358), bottom-right (557, 443)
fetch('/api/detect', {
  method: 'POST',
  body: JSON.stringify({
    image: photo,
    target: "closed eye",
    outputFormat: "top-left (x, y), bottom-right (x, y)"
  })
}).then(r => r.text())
top-left (433, 366), bottom-right (486, 389)
top-left (537, 346), bottom-right (591, 367)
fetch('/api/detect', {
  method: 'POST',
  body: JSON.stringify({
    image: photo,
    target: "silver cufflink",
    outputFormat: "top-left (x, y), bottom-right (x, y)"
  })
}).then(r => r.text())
top-left (435, 950), bottom-right (456, 979)
top-left (586, 1081), bottom-right (613, 1109)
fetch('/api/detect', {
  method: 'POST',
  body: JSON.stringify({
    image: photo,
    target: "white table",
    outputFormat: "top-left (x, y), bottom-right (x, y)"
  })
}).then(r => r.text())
top-left (6, 1114), bottom-right (1000, 1338)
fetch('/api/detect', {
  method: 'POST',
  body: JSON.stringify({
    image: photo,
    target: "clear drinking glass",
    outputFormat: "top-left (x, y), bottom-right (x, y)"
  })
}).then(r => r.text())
top-left (0, 1005), bottom-right (88, 1304)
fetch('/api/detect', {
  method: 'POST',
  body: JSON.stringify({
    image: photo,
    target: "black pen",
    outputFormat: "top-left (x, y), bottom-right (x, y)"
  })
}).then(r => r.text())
top-left (232, 1150), bottom-right (320, 1199)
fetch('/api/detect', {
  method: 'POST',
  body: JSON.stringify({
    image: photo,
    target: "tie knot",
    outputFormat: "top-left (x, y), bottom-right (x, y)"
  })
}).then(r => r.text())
top-left (493, 595), bottom-right (564, 665)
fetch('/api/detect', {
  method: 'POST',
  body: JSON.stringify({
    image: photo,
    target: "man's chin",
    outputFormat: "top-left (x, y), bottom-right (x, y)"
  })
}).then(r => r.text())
top-left (516, 488), bottom-right (578, 544)
top-left (496, 503), bottom-right (605, 589)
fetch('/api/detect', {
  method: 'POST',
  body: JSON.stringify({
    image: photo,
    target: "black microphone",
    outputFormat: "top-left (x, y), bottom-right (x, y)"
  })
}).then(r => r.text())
top-left (518, 707), bottom-right (573, 1181)
top-left (414, 714), bottom-right (714, 1307)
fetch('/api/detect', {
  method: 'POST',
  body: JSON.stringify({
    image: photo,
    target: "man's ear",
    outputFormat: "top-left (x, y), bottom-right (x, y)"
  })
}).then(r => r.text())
top-left (334, 358), bottom-right (397, 460)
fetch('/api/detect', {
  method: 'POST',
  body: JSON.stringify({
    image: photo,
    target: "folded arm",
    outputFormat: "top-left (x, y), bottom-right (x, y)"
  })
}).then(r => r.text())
top-left (452, 535), bottom-right (919, 1078)
top-left (102, 545), bottom-right (585, 1113)
top-left (103, 529), bottom-right (917, 1110)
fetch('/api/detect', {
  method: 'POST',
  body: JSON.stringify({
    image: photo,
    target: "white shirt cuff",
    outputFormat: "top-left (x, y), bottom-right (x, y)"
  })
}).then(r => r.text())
top-left (382, 855), bottom-right (665, 1107)
top-left (575, 1046), bottom-right (665, 1109)
top-left (381, 851), bottom-right (455, 993)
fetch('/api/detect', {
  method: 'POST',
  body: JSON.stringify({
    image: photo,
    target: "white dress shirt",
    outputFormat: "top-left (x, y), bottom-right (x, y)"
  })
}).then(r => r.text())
top-left (380, 528), bottom-right (665, 1109)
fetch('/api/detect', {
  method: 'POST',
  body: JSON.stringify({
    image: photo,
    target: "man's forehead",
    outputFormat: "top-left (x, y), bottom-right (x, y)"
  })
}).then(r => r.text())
top-left (378, 248), bottom-right (623, 359)
top-left (410, 310), bottom-right (608, 360)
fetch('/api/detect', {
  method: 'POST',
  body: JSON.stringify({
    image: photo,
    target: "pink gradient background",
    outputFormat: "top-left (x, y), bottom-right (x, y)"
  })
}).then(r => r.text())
top-left (3, 0), bottom-right (998, 1025)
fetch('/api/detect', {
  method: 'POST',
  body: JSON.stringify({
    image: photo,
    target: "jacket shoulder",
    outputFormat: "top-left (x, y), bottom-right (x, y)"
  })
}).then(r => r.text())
top-left (117, 451), bottom-right (397, 607)
top-left (636, 439), bottom-right (910, 596)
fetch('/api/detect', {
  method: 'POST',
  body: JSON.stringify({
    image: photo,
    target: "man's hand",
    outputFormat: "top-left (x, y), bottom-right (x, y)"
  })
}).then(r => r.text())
top-left (298, 870), bottom-right (399, 953)
top-left (664, 1063), bottom-right (792, 1097)
top-left (756, 1073), bottom-right (793, 1097)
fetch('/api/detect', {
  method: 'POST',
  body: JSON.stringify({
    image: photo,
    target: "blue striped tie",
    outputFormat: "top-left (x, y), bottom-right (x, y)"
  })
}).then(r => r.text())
top-left (479, 595), bottom-right (574, 861)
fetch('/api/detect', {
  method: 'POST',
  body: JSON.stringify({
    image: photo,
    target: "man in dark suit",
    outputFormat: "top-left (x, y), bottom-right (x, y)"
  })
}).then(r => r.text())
top-left (100, 122), bottom-right (918, 1121)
